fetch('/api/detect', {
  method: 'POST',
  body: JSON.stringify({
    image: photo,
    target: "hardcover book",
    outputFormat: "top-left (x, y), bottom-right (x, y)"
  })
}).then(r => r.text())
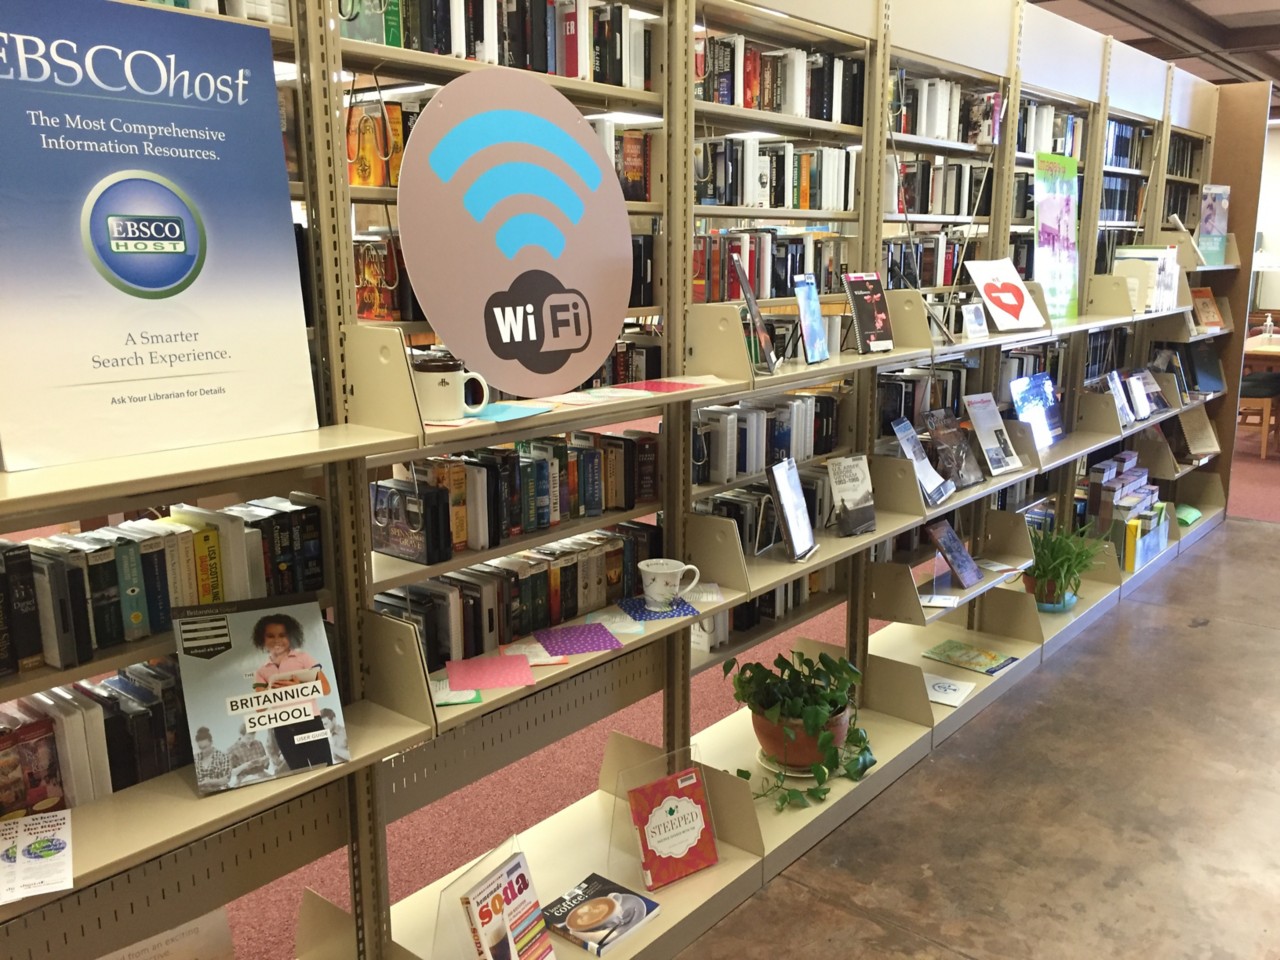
top-left (459, 851), bottom-right (557, 960)
top-left (825, 455), bottom-right (876, 537)
top-left (627, 767), bottom-right (718, 891)
top-left (923, 520), bottom-right (984, 589)
top-left (544, 873), bottom-right (661, 955)
top-left (1189, 287), bottom-right (1225, 331)
top-left (921, 408), bottom-right (984, 489)
top-left (173, 596), bottom-right (345, 796)
top-left (961, 393), bottom-right (1023, 475)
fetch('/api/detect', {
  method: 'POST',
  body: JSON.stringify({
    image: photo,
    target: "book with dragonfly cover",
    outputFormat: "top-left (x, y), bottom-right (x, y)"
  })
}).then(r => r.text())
top-left (922, 639), bottom-right (1017, 676)
top-left (173, 596), bottom-right (344, 796)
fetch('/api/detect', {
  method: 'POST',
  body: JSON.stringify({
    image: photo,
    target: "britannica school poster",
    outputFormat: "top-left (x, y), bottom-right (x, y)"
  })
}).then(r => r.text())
top-left (0, 0), bottom-right (317, 470)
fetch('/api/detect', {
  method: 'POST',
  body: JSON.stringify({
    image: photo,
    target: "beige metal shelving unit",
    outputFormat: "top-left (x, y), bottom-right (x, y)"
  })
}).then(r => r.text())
top-left (0, 0), bottom-right (1269, 957)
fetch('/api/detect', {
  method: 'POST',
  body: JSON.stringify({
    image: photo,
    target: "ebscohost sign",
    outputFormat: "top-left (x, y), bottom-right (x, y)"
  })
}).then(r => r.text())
top-left (0, 0), bottom-right (316, 470)
top-left (397, 70), bottom-right (632, 398)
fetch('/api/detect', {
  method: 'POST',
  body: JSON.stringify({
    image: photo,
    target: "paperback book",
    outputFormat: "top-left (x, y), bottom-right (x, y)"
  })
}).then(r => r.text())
top-left (922, 639), bottom-right (1017, 676)
top-left (765, 458), bottom-right (818, 560)
top-left (840, 272), bottom-right (894, 353)
top-left (1199, 184), bottom-right (1230, 266)
top-left (793, 273), bottom-right (830, 363)
top-left (1104, 371), bottom-right (1137, 427)
top-left (961, 393), bottom-right (1023, 475)
top-left (921, 408), bottom-right (984, 489)
top-left (459, 851), bottom-right (557, 960)
top-left (732, 253), bottom-right (777, 374)
top-left (173, 596), bottom-right (345, 796)
top-left (544, 873), bottom-right (661, 955)
top-left (825, 455), bottom-right (876, 537)
top-left (1189, 287), bottom-right (1225, 332)
top-left (923, 520), bottom-right (984, 589)
top-left (627, 767), bottom-right (718, 891)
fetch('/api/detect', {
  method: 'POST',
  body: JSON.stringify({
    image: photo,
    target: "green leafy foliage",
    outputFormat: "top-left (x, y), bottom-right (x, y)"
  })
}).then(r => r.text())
top-left (724, 650), bottom-right (877, 811)
top-left (1027, 522), bottom-right (1107, 603)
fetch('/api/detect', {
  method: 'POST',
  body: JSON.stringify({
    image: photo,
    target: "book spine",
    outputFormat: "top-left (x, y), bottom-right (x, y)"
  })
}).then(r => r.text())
top-left (546, 558), bottom-right (562, 624)
top-left (2, 547), bottom-right (42, 671)
top-left (135, 539), bottom-right (172, 634)
top-left (193, 530), bottom-right (223, 604)
top-left (85, 551), bottom-right (126, 648)
top-left (534, 459), bottom-right (551, 529)
top-left (0, 559), bottom-right (14, 674)
top-left (635, 439), bottom-right (657, 502)
top-left (294, 505), bottom-right (325, 592)
top-left (266, 515), bottom-right (297, 596)
top-left (567, 449), bottom-right (580, 519)
top-left (530, 568), bottom-right (550, 631)
top-left (585, 448), bottom-right (603, 516)
top-left (113, 541), bottom-right (151, 640)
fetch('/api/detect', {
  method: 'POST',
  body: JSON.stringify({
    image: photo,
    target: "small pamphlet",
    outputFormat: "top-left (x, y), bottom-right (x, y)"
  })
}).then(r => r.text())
top-left (923, 639), bottom-right (1018, 676)
top-left (459, 851), bottom-right (557, 960)
top-left (430, 678), bottom-right (482, 706)
top-left (924, 520), bottom-right (984, 589)
top-left (923, 673), bottom-right (977, 707)
top-left (826, 455), bottom-right (877, 537)
top-left (919, 595), bottom-right (962, 609)
top-left (963, 259), bottom-right (1047, 331)
top-left (961, 303), bottom-right (990, 340)
top-left (544, 873), bottom-right (662, 955)
top-left (962, 393), bottom-right (1023, 475)
top-left (627, 767), bottom-right (718, 891)
top-left (97, 910), bottom-right (235, 960)
top-left (503, 640), bottom-right (570, 666)
top-left (0, 810), bottom-right (73, 904)
top-left (585, 609), bottom-right (646, 636)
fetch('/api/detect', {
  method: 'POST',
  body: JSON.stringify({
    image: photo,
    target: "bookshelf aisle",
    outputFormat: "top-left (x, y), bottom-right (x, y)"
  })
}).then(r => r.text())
top-left (0, 0), bottom-right (1269, 958)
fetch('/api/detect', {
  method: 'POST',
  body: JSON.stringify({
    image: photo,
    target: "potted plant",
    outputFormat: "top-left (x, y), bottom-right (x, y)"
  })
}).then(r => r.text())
top-left (722, 650), bottom-right (876, 811)
top-left (1024, 523), bottom-right (1107, 612)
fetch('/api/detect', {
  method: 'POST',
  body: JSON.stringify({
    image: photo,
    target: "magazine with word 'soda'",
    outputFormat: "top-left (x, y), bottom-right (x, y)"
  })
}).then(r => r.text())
top-left (174, 596), bottom-right (346, 796)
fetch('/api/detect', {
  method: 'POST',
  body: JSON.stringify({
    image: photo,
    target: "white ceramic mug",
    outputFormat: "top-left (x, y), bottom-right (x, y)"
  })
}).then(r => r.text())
top-left (638, 559), bottom-right (700, 611)
top-left (411, 356), bottom-right (488, 421)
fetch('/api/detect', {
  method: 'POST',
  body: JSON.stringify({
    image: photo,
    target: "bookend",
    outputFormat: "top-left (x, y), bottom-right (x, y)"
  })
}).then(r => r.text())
top-left (431, 835), bottom-right (525, 959)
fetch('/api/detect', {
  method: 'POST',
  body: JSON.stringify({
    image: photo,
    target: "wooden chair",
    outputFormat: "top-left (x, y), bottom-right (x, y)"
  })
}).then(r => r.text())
top-left (1239, 371), bottom-right (1280, 458)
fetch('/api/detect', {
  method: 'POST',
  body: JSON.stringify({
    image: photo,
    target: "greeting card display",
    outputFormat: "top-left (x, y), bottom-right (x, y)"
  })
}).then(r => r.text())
top-left (963, 259), bottom-right (1047, 331)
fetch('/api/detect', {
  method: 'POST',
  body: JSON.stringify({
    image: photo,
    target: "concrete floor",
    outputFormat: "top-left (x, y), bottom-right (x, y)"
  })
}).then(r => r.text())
top-left (679, 518), bottom-right (1280, 960)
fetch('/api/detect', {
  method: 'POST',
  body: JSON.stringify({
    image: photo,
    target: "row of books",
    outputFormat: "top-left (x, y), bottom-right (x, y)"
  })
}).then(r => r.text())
top-left (1164, 181), bottom-right (1198, 228)
top-left (693, 231), bottom-right (853, 302)
top-left (161, 0), bottom-right (284, 24)
top-left (375, 520), bottom-right (661, 669)
top-left (1094, 226), bottom-right (1142, 274)
top-left (344, 0), bottom-right (655, 91)
top-left (1100, 175), bottom-right (1145, 222)
top-left (1167, 133), bottom-right (1201, 180)
top-left (578, 329), bottom-right (662, 390)
top-left (878, 366), bottom-right (970, 439)
top-left (1103, 118), bottom-right (1150, 171)
top-left (694, 390), bottom-right (844, 486)
top-left (880, 236), bottom-right (974, 290)
top-left (1, 657), bottom-right (192, 816)
top-left (1149, 340), bottom-right (1225, 401)
top-left (0, 497), bottom-right (324, 676)
top-left (1015, 102), bottom-right (1084, 159)
top-left (696, 570), bottom-right (839, 652)
top-left (892, 74), bottom-right (1000, 146)
top-left (885, 158), bottom-right (994, 217)
top-left (371, 433), bottom-right (659, 566)
top-left (1084, 327), bottom-right (1129, 383)
top-left (695, 39), bottom-right (865, 126)
top-left (695, 139), bottom-right (858, 213)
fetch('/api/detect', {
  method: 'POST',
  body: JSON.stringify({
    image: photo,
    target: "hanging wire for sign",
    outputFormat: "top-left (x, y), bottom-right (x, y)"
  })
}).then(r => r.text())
top-left (336, 0), bottom-right (359, 23)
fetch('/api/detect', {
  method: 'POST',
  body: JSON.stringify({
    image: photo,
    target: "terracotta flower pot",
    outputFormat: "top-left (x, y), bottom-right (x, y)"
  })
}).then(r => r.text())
top-left (751, 706), bottom-right (850, 770)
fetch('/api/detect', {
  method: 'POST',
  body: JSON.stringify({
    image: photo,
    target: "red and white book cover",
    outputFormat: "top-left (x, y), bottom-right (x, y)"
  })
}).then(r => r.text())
top-left (626, 767), bottom-right (718, 891)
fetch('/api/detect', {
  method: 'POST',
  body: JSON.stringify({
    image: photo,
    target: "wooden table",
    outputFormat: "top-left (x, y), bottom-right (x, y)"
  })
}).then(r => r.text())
top-left (1244, 335), bottom-right (1280, 372)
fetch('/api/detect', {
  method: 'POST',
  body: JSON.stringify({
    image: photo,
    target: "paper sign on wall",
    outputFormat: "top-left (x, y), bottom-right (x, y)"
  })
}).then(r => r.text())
top-left (963, 259), bottom-right (1047, 332)
top-left (397, 70), bottom-right (633, 398)
top-left (0, 0), bottom-right (317, 470)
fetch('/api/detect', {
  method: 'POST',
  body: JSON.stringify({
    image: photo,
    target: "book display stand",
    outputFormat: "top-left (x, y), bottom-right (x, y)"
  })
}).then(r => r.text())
top-left (0, 0), bottom-right (1267, 958)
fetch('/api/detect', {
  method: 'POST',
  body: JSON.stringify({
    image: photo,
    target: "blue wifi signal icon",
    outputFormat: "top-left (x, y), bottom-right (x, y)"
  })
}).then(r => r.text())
top-left (429, 109), bottom-right (603, 260)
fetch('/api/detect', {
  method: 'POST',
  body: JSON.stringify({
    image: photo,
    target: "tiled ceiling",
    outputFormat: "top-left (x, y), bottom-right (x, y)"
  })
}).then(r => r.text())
top-left (1035, 0), bottom-right (1280, 109)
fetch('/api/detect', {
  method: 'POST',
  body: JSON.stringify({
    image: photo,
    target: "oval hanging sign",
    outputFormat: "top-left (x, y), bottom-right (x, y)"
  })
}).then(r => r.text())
top-left (397, 70), bottom-right (633, 398)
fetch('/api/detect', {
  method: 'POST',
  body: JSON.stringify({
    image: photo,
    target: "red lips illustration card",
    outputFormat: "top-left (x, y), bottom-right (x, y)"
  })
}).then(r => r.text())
top-left (963, 259), bottom-right (1047, 332)
top-left (626, 768), bottom-right (719, 891)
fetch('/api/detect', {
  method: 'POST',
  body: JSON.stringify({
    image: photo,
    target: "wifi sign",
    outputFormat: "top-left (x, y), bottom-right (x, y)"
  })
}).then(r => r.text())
top-left (397, 70), bottom-right (632, 396)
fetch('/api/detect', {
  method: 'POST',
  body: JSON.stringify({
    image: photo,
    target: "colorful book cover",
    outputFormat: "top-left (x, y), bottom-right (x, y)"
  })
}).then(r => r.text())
top-left (544, 873), bottom-right (661, 955)
top-left (922, 639), bottom-right (1017, 676)
top-left (1032, 153), bottom-right (1079, 319)
top-left (173, 596), bottom-right (345, 796)
top-left (1189, 287), bottom-right (1225, 331)
top-left (840, 272), bottom-right (893, 353)
top-left (793, 273), bottom-right (830, 363)
top-left (1008, 372), bottom-right (1064, 450)
top-left (626, 767), bottom-right (718, 891)
top-left (923, 520), bottom-right (984, 589)
top-left (459, 852), bottom-right (557, 960)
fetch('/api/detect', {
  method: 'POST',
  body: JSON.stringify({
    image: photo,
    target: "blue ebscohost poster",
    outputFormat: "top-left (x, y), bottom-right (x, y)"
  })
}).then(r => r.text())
top-left (0, 0), bottom-right (317, 471)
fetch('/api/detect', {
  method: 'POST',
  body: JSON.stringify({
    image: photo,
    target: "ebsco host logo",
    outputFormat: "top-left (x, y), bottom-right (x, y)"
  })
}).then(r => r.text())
top-left (397, 70), bottom-right (631, 396)
top-left (81, 171), bottom-right (206, 299)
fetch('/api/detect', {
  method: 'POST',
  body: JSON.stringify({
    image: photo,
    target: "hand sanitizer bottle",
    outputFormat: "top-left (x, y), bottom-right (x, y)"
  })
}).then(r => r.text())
top-left (1266, 314), bottom-right (1275, 340)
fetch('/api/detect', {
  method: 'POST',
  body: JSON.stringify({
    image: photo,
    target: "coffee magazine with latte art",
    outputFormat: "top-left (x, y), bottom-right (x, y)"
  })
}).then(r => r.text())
top-left (459, 851), bottom-right (557, 960)
top-left (626, 767), bottom-right (718, 891)
top-left (544, 873), bottom-right (661, 955)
